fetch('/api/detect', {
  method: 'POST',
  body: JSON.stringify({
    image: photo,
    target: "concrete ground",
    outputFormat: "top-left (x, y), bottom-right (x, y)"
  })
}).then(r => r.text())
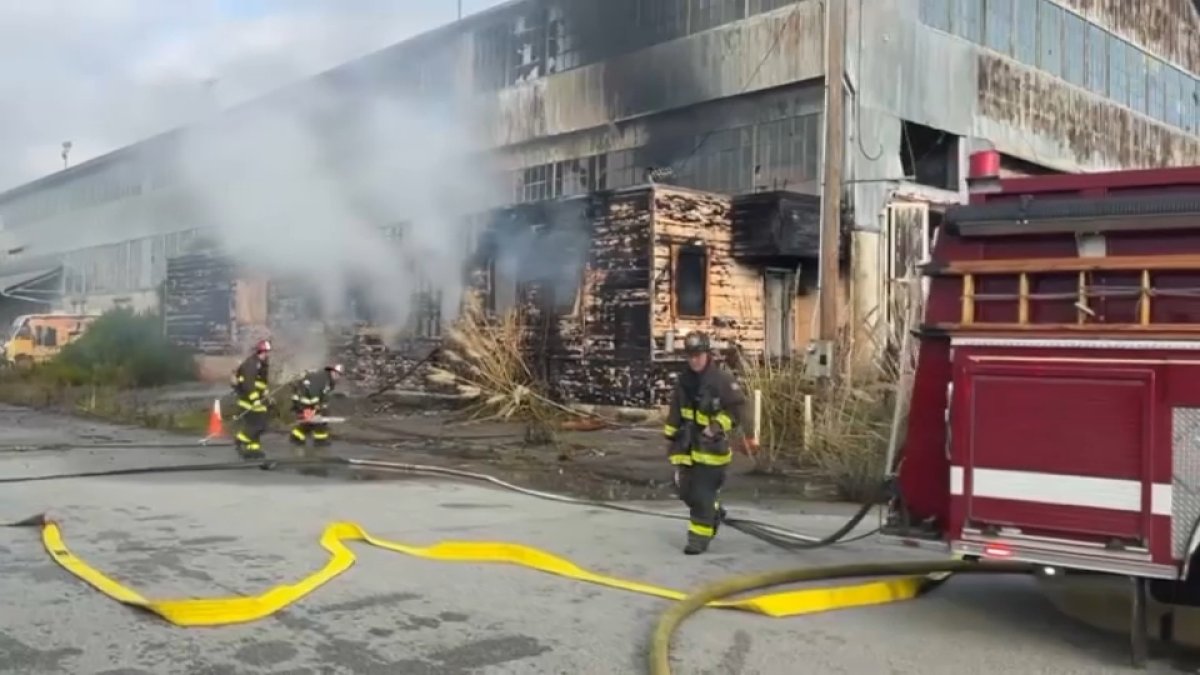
top-left (0, 405), bottom-right (1195, 674)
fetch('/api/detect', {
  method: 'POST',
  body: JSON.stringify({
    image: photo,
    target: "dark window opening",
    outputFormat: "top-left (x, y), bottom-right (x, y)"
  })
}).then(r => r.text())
top-left (675, 245), bottom-right (709, 317)
top-left (900, 121), bottom-right (958, 191)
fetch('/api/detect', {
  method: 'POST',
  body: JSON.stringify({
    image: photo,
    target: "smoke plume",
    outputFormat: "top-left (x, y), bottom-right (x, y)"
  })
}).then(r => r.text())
top-left (174, 77), bottom-right (506, 373)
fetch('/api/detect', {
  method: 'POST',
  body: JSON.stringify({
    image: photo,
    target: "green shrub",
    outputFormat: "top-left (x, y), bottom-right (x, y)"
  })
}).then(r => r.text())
top-left (45, 308), bottom-right (195, 388)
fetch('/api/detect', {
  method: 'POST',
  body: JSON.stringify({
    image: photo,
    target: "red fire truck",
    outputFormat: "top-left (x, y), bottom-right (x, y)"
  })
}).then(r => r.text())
top-left (883, 153), bottom-right (1200, 664)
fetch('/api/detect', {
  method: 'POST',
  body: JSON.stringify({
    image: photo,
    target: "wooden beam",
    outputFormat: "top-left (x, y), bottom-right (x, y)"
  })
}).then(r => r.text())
top-left (961, 274), bottom-right (975, 324)
top-left (931, 254), bottom-right (1200, 276)
top-left (816, 0), bottom-right (846, 341)
top-left (1018, 273), bottom-right (1029, 325)
top-left (1140, 269), bottom-right (1152, 326)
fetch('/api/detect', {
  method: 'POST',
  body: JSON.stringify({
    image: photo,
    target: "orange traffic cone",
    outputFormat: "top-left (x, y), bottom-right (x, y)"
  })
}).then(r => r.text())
top-left (206, 398), bottom-right (224, 439)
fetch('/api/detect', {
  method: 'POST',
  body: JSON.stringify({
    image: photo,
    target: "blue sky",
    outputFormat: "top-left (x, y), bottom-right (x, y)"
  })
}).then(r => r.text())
top-left (0, 0), bottom-right (509, 190)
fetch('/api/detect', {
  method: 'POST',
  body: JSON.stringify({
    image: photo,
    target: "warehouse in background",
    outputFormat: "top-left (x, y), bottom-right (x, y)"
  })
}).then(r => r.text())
top-left (0, 0), bottom-right (1196, 390)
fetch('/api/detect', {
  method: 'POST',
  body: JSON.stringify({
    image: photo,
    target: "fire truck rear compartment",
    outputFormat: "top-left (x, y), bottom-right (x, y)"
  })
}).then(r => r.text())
top-left (961, 362), bottom-right (1152, 540)
top-left (949, 351), bottom-right (1193, 580)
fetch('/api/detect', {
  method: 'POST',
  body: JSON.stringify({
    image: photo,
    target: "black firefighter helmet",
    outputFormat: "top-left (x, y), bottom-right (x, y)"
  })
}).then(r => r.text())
top-left (682, 331), bottom-right (711, 354)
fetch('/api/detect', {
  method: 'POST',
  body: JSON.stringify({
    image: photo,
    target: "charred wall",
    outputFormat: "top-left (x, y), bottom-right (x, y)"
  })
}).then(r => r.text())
top-left (977, 53), bottom-right (1200, 168)
top-left (164, 254), bottom-right (237, 355)
top-left (483, 2), bottom-right (824, 148)
top-left (650, 187), bottom-right (766, 378)
top-left (552, 189), bottom-right (658, 407)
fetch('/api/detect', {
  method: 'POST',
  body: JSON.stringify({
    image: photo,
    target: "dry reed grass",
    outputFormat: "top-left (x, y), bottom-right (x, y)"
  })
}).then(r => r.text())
top-left (738, 272), bottom-right (922, 501)
top-left (427, 294), bottom-right (564, 443)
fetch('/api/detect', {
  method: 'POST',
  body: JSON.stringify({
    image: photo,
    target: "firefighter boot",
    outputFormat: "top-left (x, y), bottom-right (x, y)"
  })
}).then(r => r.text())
top-left (241, 443), bottom-right (265, 461)
top-left (684, 533), bottom-right (710, 555)
top-left (234, 431), bottom-right (255, 460)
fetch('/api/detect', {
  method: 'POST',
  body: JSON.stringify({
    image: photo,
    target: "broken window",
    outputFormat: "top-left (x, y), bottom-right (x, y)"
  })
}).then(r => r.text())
top-left (546, 5), bottom-right (581, 74)
top-left (554, 158), bottom-right (590, 197)
top-left (674, 244), bottom-right (709, 318)
top-left (900, 121), bottom-right (958, 191)
top-left (510, 10), bottom-right (548, 84)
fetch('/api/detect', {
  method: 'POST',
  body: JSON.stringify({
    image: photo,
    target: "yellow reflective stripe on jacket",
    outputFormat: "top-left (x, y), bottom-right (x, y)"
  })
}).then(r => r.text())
top-left (690, 450), bottom-right (732, 466)
top-left (680, 408), bottom-right (695, 420)
top-left (669, 454), bottom-right (693, 466)
top-left (714, 412), bottom-right (733, 432)
top-left (663, 424), bottom-right (678, 438)
top-left (255, 381), bottom-right (269, 390)
top-left (694, 412), bottom-right (711, 426)
top-left (248, 391), bottom-right (260, 401)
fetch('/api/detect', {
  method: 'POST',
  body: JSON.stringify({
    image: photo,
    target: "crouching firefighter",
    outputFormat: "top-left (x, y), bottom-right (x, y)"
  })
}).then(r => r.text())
top-left (289, 363), bottom-right (344, 454)
top-left (663, 331), bottom-right (757, 555)
top-left (232, 339), bottom-right (273, 459)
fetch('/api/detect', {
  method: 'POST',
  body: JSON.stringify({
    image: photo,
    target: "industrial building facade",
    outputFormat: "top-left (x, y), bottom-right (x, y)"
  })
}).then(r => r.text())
top-left (0, 0), bottom-right (1196, 367)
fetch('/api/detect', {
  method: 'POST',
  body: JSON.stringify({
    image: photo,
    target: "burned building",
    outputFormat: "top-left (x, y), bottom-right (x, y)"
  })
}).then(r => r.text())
top-left (160, 184), bottom-right (771, 407)
top-left (0, 0), bottom-right (1195, 390)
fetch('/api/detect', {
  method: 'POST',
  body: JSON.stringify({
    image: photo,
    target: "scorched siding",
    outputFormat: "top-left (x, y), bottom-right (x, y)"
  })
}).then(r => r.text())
top-left (651, 187), bottom-right (766, 360)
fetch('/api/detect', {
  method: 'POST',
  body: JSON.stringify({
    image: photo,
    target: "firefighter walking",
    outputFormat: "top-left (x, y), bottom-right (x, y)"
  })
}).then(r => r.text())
top-left (663, 331), bottom-right (756, 555)
top-left (290, 363), bottom-right (344, 454)
top-left (232, 339), bottom-right (272, 459)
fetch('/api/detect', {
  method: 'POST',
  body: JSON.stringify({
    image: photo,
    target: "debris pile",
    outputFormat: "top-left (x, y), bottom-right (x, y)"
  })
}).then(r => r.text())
top-left (330, 327), bottom-right (444, 395)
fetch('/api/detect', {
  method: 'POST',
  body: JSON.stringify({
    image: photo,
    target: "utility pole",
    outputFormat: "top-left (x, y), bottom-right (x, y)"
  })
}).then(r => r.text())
top-left (816, 0), bottom-right (846, 345)
top-left (61, 141), bottom-right (73, 170)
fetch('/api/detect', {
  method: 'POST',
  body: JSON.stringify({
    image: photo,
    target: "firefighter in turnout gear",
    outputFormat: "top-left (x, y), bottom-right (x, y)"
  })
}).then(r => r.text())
top-left (290, 363), bottom-right (344, 452)
top-left (232, 339), bottom-right (272, 458)
top-left (663, 331), bottom-right (757, 555)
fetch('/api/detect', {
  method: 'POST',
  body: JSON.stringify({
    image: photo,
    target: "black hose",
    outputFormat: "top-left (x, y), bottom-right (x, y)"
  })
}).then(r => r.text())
top-left (0, 454), bottom-right (879, 554)
top-left (0, 458), bottom-right (336, 484)
top-left (724, 496), bottom-right (878, 550)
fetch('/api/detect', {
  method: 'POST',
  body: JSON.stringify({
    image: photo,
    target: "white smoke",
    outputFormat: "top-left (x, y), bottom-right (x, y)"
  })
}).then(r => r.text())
top-left (173, 78), bottom-right (506, 372)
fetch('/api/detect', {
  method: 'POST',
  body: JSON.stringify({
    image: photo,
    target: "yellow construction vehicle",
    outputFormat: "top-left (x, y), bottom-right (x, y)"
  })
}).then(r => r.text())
top-left (2, 313), bottom-right (96, 366)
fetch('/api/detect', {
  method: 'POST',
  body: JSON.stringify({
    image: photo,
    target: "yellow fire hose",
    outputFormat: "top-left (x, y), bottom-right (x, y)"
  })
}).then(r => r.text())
top-left (2, 458), bottom-right (1041, 674)
top-left (648, 559), bottom-right (1035, 675)
top-left (20, 514), bottom-right (951, 627)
